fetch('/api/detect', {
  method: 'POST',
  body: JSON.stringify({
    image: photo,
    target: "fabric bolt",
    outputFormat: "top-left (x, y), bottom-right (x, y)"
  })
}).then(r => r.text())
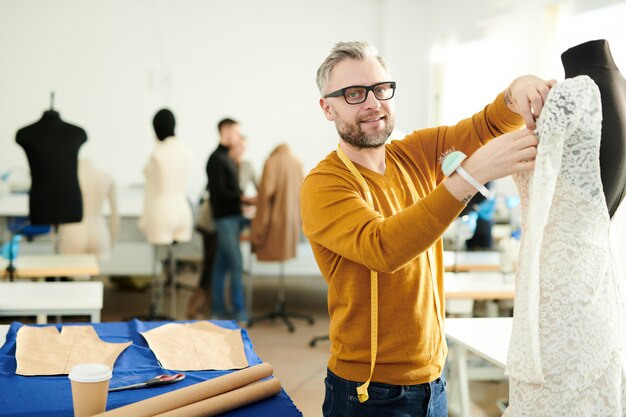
top-left (251, 144), bottom-right (304, 262)
top-left (0, 320), bottom-right (300, 417)
top-left (300, 91), bottom-right (523, 386)
top-left (505, 75), bottom-right (626, 416)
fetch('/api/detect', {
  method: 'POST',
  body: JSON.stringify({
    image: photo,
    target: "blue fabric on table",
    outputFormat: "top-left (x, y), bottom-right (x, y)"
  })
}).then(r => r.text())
top-left (0, 320), bottom-right (302, 417)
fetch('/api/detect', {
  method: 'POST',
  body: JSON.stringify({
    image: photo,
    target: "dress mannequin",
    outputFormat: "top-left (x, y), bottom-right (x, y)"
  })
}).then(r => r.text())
top-left (561, 39), bottom-right (626, 217)
top-left (138, 109), bottom-right (193, 245)
top-left (251, 144), bottom-right (303, 261)
top-left (58, 159), bottom-right (119, 261)
top-left (15, 109), bottom-right (86, 225)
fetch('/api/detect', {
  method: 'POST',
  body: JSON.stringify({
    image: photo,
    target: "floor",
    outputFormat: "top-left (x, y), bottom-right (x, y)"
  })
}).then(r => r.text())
top-left (1, 264), bottom-right (508, 417)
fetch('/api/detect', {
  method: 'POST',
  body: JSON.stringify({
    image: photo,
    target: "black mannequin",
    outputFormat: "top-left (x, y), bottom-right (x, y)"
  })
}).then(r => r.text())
top-left (16, 101), bottom-right (86, 225)
top-left (153, 108), bottom-right (175, 140)
top-left (561, 39), bottom-right (626, 218)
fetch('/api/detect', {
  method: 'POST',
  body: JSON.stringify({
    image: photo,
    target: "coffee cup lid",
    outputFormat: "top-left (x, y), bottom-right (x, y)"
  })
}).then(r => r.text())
top-left (68, 363), bottom-right (112, 383)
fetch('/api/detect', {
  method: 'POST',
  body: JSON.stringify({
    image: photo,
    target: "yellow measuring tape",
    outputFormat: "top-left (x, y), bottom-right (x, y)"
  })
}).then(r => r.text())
top-left (336, 144), bottom-right (443, 403)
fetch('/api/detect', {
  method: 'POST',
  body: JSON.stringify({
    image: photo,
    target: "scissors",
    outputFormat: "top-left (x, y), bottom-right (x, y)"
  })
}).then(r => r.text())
top-left (109, 373), bottom-right (185, 392)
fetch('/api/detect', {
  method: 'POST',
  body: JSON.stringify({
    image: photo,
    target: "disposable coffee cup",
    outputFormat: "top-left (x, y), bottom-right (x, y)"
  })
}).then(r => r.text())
top-left (68, 363), bottom-right (112, 417)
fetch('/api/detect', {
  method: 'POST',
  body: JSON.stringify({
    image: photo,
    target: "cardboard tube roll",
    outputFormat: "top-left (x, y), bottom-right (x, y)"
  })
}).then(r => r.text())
top-left (94, 362), bottom-right (273, 417)
top-left (154, 378), bottom-right (282, 417)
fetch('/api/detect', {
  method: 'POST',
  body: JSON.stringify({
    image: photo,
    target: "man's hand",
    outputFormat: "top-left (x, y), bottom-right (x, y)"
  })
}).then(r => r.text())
top-left (444, 129), bottom-right (538, 202)
top-left (505, 75), bottom-right (557, 129)
top-left (463, 129), bottom-right (538, 183)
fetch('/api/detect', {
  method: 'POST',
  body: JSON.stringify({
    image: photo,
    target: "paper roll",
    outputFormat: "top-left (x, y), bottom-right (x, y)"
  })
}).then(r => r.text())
top-left (154, 378), bottom-right (282, 417)
top-left (94, 362), bottom-right (273, 417)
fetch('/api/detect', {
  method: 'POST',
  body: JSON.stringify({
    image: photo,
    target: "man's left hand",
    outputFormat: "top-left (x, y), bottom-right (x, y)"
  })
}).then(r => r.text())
top-left (505, 75), bottom-right (558, 129)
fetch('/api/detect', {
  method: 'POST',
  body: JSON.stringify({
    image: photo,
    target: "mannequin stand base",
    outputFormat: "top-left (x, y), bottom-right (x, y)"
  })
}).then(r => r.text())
top-left (4, 265), bottom-right (16, 281)
top-left (248, 300), bottom-right (314, 333)
top-left (309, 334), bottom-right (330, 347)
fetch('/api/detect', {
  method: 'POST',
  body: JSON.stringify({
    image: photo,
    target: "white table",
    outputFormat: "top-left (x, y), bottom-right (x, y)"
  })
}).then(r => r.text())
top-left (445, 317), bottom-right (512, 417)
top-left (0, 254), bottom-right (99, 279)
top-left (445, 272), bottom-right (515, 300)
top-left (0, 188), bottom-right (160, 277)
top-left (0, 188), bottom-right (143, 217)
top-left (444, 251), bottom-right (502, 272)
top-left (0, 281), bottom-right (103, 324)
top-left (445, 272), bottom-right (515, 317)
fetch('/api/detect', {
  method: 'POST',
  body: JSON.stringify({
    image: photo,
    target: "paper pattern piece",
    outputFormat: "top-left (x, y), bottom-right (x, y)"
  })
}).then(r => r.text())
top-left (141, 322), bottom-right (249, 371)
top-left (16, 325), bottom-right (131, 376)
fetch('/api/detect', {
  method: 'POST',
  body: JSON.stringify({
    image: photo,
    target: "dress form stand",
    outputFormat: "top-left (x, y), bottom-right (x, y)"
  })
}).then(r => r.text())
top-left (248, 262), bottom-right (314, 333)
top-left (166, 242), bottom-right (178, 317)
top-left (52, 224), bottom-right (60, 254)
top-left (139, 244), bottom-right (175, 321)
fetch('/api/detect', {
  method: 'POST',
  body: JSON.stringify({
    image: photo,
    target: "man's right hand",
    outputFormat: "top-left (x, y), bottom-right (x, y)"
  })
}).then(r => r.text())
top-left (463, 129), bottom-right (538, 183)
top-left (443, 129), bottom-right (537, 203)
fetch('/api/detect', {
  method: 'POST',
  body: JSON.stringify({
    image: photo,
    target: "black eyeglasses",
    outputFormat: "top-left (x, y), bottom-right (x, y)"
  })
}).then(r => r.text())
top-left (324, 81), bottom-right (396, 105)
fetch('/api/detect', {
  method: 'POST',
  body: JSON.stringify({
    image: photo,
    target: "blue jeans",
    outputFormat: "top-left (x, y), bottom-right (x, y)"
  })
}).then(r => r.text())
top-left (211, 215), bottom-right (246, 320)
top-left (322, 368), bottom-right (447, 417)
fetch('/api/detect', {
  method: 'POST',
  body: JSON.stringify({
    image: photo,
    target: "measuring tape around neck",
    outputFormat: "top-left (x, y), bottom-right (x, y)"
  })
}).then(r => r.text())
top-left (335, 144), bottom-right (443, 403)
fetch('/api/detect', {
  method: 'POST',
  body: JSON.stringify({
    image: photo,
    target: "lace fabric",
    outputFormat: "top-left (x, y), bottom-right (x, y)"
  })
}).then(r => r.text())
top-left (505, 75), bottom-right (626, 416)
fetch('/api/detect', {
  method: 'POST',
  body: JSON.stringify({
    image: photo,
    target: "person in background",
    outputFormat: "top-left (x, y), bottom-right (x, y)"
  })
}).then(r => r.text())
top-left (207, 118), bottom-right (254, 324)
top-left (230, 135), bottom-right (258, 194)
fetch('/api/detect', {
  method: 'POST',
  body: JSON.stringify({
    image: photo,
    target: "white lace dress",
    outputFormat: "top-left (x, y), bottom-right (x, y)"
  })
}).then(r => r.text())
top-left (504, 75), bottom-right (626, 416)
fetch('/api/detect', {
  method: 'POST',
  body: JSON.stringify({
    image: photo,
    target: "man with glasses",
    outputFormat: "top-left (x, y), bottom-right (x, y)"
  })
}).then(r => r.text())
top-left (300, 41), bottom-right (556, 417)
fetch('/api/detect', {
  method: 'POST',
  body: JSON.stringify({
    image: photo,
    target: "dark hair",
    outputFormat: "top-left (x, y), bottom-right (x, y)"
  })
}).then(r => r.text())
top-left (217, 118), bottom-right (238, 135)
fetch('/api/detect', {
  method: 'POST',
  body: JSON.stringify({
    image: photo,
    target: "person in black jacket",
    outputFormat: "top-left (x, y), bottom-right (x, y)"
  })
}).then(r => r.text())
top-left (206, 118), bottom-right (253, 323)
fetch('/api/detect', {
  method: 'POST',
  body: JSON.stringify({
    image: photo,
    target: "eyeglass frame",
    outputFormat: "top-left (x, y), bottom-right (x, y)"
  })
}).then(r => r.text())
top-left (323, 81), bottom-right (397, 105)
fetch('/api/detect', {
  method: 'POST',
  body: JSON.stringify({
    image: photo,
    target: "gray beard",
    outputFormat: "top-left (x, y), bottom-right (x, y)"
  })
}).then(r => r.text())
top-left (336, 116), bottom-right (395, 150)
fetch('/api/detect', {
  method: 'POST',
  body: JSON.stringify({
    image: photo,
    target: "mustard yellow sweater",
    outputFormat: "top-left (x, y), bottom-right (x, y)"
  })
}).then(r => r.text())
top-left (300, 92), bottom-right (523, 385)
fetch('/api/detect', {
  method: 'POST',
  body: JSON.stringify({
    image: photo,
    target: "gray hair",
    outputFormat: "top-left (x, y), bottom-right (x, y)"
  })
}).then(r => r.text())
top-left (316, 41), bottom-right (389, 96)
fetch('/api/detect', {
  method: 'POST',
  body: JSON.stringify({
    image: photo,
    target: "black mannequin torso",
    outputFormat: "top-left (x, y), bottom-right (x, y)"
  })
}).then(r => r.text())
top-left (561, 39), bottom-right (626, 218)
top-left (16, 110), bottom-right (86, 225)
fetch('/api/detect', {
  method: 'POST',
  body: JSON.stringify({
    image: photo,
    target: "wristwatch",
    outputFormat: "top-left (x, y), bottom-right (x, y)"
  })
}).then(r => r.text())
top-left (442, 151), bottom-right (490, 198)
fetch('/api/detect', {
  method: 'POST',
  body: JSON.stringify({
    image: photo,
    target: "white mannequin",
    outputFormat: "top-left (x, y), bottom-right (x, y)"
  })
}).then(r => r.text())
top-left (58, 159), bottom-right (119, 260)
top-left (138, 136), bottom-right (193, 245)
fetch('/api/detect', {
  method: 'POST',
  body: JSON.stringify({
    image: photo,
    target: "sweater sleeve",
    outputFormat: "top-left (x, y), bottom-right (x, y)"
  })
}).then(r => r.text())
top-left (397, 91), bottom-right (525, 184)
top-left (300, 169), bottom-right (465, 273)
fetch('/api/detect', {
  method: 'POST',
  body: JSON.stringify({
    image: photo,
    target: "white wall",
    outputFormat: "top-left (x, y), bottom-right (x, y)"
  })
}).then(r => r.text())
top-left (0, 0), bottom-right (384, 195)
top-left (1, 0), bottom-right (624, 198)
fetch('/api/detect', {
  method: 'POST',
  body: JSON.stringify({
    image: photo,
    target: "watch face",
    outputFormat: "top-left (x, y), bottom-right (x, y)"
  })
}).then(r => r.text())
top-left (442, 151), bottom-right (467, 176)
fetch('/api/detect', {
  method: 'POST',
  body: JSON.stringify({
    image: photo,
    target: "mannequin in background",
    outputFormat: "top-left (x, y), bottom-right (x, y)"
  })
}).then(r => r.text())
top-left (139, 109), bottom-right (193, 245)
top-left (251, 144), bottom-right (303, 261)
top-left (561, 39), bottom-right (626, 217)
top-left (16, 107), bottom-right (86, 225)
top-left (58, 159), bottom-right (119, 261)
